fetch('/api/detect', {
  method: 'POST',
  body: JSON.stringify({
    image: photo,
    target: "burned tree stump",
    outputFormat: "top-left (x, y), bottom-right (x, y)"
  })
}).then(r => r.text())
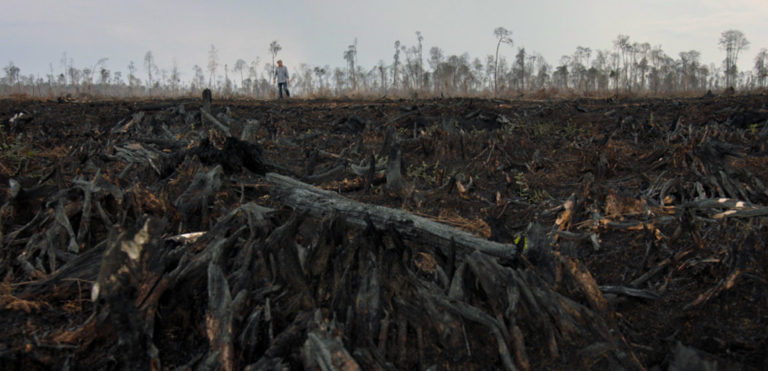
top-left (202, 88), bottom-right (212, 113)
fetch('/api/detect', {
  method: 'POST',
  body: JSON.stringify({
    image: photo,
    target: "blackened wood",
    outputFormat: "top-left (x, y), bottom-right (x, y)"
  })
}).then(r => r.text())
top-left (201, 109), bottom-right (232, 137)
top-left (302, 330), bottom-right (361, 370)
top-left (266, 172), bottom-right (517, 259)
top-left (599, 285), bottom-right (660, 300)
top-left (205, 262), bottom-right (235, 371)
top-left (202, 89), bottom-right (212, 113)
top-left (92, 217), bottom-right (165, 370)
top-left (190, 137), bottom-right (269, 174)
top-left (174, 165), bottom-right (223, 230)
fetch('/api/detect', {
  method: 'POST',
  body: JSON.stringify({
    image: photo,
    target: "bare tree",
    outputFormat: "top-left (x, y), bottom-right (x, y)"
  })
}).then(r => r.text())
top-left (376, 60), bottom-right (387, 93)
top-left (392, 40), bottom-right (401, 90)
top-left (719, 30), bottom-right (749, 88)
top-left (313, 66), bottom-right (326, 92)
top-left (3, 62), bottom-right (21, 92)
top-left (88, 58), bottom-right (109, 94)
top-left (574, 46), bottom-right (592, 67)
top-left (169, 60), bottom-right (181, 95)
top-left (472, 57), bottom-right (486, 91)
top-left (646, 46), bottom-right (665, 93)
top-left (249, 58), bottom-right (261, 79)
top-left (92, 58), bottom-right (108, 75)
top-left (112, 71), bottom-right (123, 87)
top-left (192, 65), bottom-right (205, 92)
top-left (126, 61), bottom-right (139, 90)
top-left (333, 67), bottom-right (345, 94)
top-left (344, 38), bottom-right (358, 91)
top-left (59, 52), bottom-right (69, 85)
top-left (416, 31), bottom-right (424, 90)
top-left (553, 56), bottom-right (570, 90)
top-left (428, 46), bottom-right (444, 71)
top-left (222, 64), bottom-right (233, 95)
top-left (248, 58), bottom-right (261, 95)
top-left (46, 63), bottom-right (56, 94)
top-left (82, 67), bottom-right (94, 93)
top-left (679, 50), bottom-right (701, 91)
top-left (403, 44), bottom-right (423, 91)
top-left (571, 47), bottom-right (592, 92)
top-left (634, 43), bottom-right (650, 91)
top-left (144, 51), bottom-right (156, 95)
top-left (99, 67), bottom-right (110, 86)
top-left (208, 44), bottom-right (219, 89)
top-left (514, 47), bottom-right (526, 90)
top-left (234, 59), bottom-right (247, 91)
top-left (493, 27), bottom-right (513, 94)
top-left (159, 68), bottom-right (168, 93)
top-left (755, 48), bottom-right (768, 88)
top-left (612, 35), bottom-right (630, 91)
top-left (99, 67), bottom-right (110, 95)
top-left (67, 66), bottom-right (81, 92)
top-left (269, 40), bottom-right (282, 71)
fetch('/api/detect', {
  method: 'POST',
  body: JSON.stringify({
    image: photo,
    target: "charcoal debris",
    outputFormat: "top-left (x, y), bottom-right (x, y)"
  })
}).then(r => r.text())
top-left (1, 95), bottom-right (767, 370)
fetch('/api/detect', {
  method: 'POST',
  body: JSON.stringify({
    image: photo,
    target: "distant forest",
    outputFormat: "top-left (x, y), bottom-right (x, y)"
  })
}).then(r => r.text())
top-left (2, 28), bottom-right (767, 99)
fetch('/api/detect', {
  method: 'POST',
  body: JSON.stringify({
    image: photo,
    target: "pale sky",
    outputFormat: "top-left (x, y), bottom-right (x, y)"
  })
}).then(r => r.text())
top-left (2, 0), bottom-right (767, 82)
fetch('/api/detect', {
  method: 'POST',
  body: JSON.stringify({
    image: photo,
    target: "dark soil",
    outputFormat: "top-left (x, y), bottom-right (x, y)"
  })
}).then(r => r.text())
top-left (1, 93), bottom-right (768, 370)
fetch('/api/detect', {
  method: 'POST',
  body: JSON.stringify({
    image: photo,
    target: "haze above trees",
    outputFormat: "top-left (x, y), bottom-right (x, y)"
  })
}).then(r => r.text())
top-left (2, 29), bottom-right (767, 98)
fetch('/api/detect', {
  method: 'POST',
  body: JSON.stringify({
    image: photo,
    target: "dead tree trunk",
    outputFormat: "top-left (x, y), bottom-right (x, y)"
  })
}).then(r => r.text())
top-left (265, 172), bottom-right (517, 259)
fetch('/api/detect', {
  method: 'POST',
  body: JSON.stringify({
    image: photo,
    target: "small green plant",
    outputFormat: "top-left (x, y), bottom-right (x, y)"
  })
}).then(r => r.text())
top-left (407, 160), bottom-right (441, 184)
top-left (515, 172), bottom-right (553, 203)
top-left (514, 234), bottom-right (528, 251)
top-left (0, 128), bottom-right (38, 173)
top-left (562, 119), bottom-right (581, 138)
top-left (530, 121), bottom-right (558, 137)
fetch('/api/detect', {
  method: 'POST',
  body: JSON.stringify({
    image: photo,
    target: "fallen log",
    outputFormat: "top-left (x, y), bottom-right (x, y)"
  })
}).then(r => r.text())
top-left (265, 172), bottom-right (517, 259)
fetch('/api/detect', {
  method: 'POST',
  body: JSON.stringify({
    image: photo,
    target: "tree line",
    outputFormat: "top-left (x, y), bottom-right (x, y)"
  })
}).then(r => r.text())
top-left (2, 28), bottom-right (767, 99)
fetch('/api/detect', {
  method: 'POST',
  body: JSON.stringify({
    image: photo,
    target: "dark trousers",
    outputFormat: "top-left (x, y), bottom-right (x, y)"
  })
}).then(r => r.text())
top-left (278, 83), bottom-right (290, 98)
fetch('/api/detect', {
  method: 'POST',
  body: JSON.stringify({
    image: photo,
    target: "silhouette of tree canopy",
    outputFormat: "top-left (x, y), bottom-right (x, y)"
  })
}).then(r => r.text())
top-left (2, 28), bottom-right (765, 98)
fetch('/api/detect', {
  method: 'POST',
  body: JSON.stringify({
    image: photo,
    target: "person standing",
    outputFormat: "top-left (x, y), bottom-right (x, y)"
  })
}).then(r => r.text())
top-left (273, 60), bottom-right (290, 98)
